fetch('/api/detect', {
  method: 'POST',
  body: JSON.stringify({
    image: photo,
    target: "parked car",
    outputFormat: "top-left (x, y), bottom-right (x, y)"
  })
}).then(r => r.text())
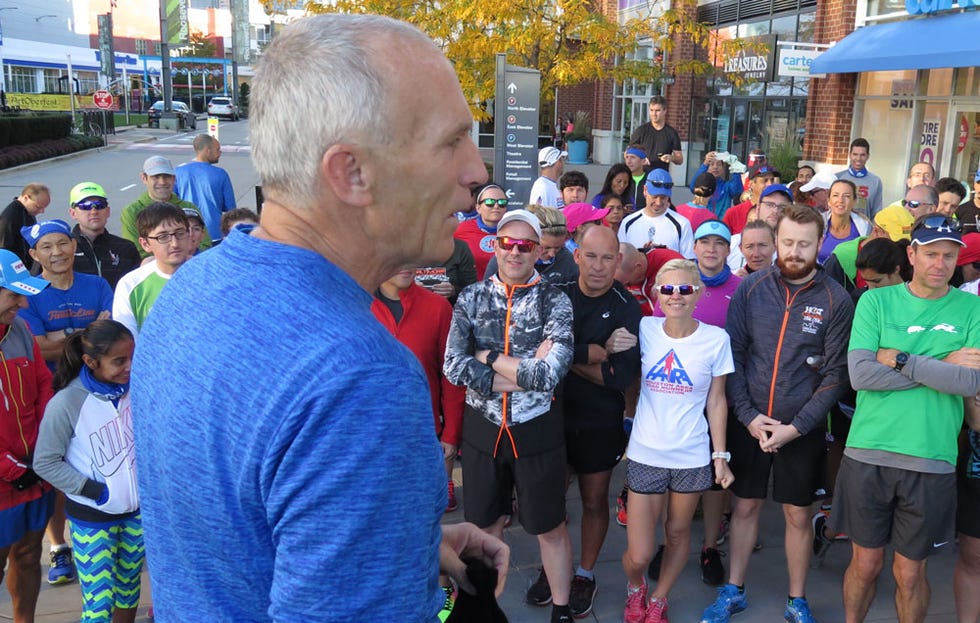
top-left (147, 100), bottom-right (196, 129)
top-left (207, 96), bottom-right (239, 121)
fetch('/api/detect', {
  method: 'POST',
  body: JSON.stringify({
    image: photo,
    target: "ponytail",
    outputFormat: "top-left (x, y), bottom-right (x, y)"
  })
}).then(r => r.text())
top-left (53, 332), bottom-right (86, 392)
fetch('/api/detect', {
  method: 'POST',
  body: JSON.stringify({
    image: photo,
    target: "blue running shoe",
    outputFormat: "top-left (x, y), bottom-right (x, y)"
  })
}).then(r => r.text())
top-left (784, 597), bottom-right (817, 623)
top-left (47, 546), bottom-right (76, 585)
top-left (700, 584), bottom-right (747, 623)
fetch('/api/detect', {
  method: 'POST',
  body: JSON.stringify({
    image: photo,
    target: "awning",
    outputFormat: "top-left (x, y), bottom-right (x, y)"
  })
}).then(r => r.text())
top-left (810, 10), bottom-right (980, 75)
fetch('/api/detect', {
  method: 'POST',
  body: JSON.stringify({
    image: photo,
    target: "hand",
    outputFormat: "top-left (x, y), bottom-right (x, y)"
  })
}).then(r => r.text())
top-left (97, 310), bottom-right (111, 320)
top-left (704, 151), bottom-right (716, 166)
top-left (714, 460), bottom-right (734, 489)
top-left (12, 468), bottom-right (41, 491)
top-left (758, 422), bottom-right (801, 453)
top-left (943, 347), bottom-right (980, 370)
top-left (475, 350), bottom-right (490, 365)
top-left (440, 442), bottom-right (457, 461)
top-left (659, 154), bottom-right (671, 164)
top-left (876, 348), bottom-right (901, 368)
top-left (535, 339), bottom-right (553, 360)
top-left (605, 327), bottom-right (638, 355)
top-left (440, 523), bottom-right (510, 597)
top-left (430, 282), bottom-right (455, 298)
top-left (746, 413), bottom-right (779, 445)
top-left (586, 343), bottom-right (608, 364)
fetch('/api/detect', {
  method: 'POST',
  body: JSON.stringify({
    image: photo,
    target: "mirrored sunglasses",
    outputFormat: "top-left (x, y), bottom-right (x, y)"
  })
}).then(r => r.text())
top-left (495, 236), bottom-right (537, 253)
top-left (481, 198), bottom-right (509, 207)
top-left (657, 284), bottom-right (700, 296)
top-left (74, 199), bottom-right (109, 211)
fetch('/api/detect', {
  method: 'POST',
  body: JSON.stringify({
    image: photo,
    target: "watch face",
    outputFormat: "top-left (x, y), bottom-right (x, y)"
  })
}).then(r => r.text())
top-left (897, 353), bottom-right (909, 364)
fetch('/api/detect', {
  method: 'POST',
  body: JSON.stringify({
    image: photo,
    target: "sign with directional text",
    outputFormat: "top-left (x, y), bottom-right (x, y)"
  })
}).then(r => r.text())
top-left (493, 54), bottom-right (541, 205)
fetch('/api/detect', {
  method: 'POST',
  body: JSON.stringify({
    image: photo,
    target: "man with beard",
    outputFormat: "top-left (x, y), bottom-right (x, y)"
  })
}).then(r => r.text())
top-left (701, 204), bottom-right (854, 623)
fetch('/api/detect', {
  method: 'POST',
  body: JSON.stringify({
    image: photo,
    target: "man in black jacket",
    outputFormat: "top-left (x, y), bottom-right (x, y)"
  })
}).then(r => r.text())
top-left (0, 183), bottom-right (49, 269)
top-left (66, 182), bottom-right (140, 290)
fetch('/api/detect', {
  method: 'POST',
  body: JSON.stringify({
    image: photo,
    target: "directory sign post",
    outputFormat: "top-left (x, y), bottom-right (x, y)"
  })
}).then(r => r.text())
top-left (493, 54), bottom-right (541, 205)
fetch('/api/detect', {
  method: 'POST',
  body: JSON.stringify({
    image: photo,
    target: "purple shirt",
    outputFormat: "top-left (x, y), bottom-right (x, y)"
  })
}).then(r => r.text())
top-left (653, 273), bottom-right (741, 329)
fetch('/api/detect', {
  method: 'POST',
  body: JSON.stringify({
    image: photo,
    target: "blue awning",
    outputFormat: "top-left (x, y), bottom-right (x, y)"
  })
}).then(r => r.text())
top-left (810, 10), bottom-right (980, 75)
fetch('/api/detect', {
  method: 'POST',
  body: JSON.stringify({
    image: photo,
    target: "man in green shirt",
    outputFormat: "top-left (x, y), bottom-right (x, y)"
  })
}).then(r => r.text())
top-left (836, 213), bottom-right (980, 623)
top-left (120, 156), bottom-right (211, 257)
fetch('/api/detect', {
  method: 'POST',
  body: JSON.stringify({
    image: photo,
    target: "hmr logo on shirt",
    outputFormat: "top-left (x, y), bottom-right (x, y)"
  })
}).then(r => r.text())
top-left (645, 349), bottom-right (694, 395)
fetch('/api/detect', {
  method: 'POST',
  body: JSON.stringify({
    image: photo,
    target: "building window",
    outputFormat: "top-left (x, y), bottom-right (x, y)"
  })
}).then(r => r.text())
top-left (76, 71), bottom-right (99, 94)
top-left (136, 39), bottom-right (147, 55)
top-left (42, 69), bottom-right (64, 93)
top-left (5, 66), bottom-right (37, 93)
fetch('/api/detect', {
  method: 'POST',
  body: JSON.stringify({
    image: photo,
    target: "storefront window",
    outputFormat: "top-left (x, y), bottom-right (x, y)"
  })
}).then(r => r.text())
top-left (42, 69), bottom-right (63, 93)
top-left (737, 19), bottom-right (770, 38)
top-left (859, 70), bottom-right (918, 97)
top-left (798, 12), bottom-right (815, 43)
top-left (924, 69), bottom-right (953, 97)
top-left (771, 14), bottom-right (796, 39)
top-left (5, 66), bottom-right (36, 94)
top-left (954, 67), bottom-right (979, 97)
top-left (864, 0), bottom-right (906, 20)
top-left (858, 99), bottom-right (913, 198)
top-left (916, 102), bottom-right (948, 172)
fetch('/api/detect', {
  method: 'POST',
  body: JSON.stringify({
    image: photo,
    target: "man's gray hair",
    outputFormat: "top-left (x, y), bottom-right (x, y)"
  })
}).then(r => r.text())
top-left (250, 14), bottom-right (432, 209)
top-left (909, 184), bottom-right (939, 206)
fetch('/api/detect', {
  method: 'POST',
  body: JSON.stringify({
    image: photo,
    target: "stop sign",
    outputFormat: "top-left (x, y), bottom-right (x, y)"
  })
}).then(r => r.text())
top-left (93, 90), bottom-right (113, 110)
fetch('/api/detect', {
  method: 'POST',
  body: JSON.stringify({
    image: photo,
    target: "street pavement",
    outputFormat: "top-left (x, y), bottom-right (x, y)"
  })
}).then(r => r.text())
top-left (0, 131), bottom-right (963, 622)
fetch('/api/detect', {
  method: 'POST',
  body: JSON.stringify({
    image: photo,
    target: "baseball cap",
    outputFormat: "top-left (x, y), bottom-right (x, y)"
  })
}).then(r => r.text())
top-left (497, 209), bottom-right (542, 240)
top-left (693, 172), bottom-right (717, 195)
top-left (799, 170), bottom-right (837, 193)
top-left (538, 146), bottom-right (567, 168)
top-left (748, 164), bottom-right (778, 179)
top-left (69, 182), bottom-right (107, 206)
top-left (874, 208), bottom-right (911, 242)
top-left (759, 184), bottom-right (793, 202)
top-left (143, 155), bottom-right (175, 176)
top-left (20, 219), bottom-right (73, 249)
top-left (182, 208), bottom-right (205, 226)
top-left (694, 219), bottom-right (732, 244)
top-left (957, 233), bottom-right (980, 266)
top-left (0, 249), bottom-right (49, 296)
top-left (975, 169), bottom-right (980, 183)
top-left (910, 214), bottom-right (965, 247)
top-left (644, 169), bottom-right (673, 197)
top-left (563, 203), bottom-right (610, 233)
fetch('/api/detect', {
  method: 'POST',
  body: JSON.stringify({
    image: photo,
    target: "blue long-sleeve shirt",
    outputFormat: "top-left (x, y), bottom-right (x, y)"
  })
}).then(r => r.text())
top-left (689, 164), bottom-right (743, 218)
top-left (132, 227), bottom-right (446, 622)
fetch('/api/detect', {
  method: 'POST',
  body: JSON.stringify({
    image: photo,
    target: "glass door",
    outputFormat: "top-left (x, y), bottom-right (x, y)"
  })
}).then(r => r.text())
top-left (944, 107), bottom-right (980, 185)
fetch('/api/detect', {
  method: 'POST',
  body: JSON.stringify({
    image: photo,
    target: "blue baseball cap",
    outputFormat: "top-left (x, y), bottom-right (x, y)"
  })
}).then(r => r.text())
top-left (0, 249), bottom-right (49, 296)
top-left (760, 184), bottom-right (793, 202)
top-left (20, 219), bottom-right (72, 249)
top-left (974, 169), bottom-right (980, 183)
top-left (694, 219), bottom-right (732, 244)
top-left (644, 169), bottom-right (673, 197)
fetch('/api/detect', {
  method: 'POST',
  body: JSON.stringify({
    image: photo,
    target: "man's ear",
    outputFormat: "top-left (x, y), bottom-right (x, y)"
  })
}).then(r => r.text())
top-left (320, 143), bottom-right (374, 208)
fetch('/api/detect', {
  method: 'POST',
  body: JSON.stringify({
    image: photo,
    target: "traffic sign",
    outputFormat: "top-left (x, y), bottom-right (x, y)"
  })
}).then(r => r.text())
top-left (93, 90), bottom-right (113, 110)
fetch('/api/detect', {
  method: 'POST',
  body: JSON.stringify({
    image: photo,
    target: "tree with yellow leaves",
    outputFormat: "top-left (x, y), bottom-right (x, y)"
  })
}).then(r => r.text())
top-left (264, 0), bottom-right (757, 119)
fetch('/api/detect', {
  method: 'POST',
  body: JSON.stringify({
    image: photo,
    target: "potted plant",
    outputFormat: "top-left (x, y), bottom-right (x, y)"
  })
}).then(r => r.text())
top-left (566, 110), bottom-right (591, 164)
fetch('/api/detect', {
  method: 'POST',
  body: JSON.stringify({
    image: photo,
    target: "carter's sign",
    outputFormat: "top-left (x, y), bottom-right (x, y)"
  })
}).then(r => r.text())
top-left (906, 0), bottom-right (980, 14)
top-left (778, 49), bottom-right (825, 78)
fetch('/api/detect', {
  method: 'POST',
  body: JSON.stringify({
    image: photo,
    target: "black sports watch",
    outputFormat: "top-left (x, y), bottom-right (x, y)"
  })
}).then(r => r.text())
top-left (894, 352), bottom-right (909, 372)
top-left (486, 351), bottom-right (501, 370)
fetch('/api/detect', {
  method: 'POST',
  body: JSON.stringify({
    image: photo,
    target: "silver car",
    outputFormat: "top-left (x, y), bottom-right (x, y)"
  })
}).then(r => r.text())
top-left (148, 100), bottom-right (197, 130)
top-left (207, 97), bottom-right (239, 121)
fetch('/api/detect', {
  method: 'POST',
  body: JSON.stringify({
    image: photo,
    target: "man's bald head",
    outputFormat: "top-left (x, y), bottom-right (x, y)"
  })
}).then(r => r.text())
top-left (579, 223), bottom-right (619, 255)
top-left (616, 242), bottom-right (647, 285)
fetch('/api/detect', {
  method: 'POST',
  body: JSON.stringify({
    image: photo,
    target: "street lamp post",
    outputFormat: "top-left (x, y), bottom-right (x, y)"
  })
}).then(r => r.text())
top-left (0, 6), bottom-right (18, 96)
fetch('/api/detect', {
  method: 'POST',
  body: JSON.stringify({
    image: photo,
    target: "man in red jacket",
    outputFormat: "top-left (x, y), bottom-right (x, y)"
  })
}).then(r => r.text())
top-left (0, 248), bottom-right (53, 623)
top-left (371, 267), bottom-right (465, 512)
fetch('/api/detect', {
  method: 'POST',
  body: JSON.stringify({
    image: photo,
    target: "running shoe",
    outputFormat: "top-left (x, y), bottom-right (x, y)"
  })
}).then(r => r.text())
top-left (616, 492), bottom-right (629, 527)
top-left (646, 544), bottom-right (665, 581)
top-left (700, 583), bottom-right (748, 623)
top-left (47, 546), bottom-right (76, 585)
top-left (811, 511), bottom-right (834, 567)
top-left (784, 597), bottom-right (817, 623)
top-left (437, 585), bottom-right (454, 622)
top-left (623, 582), bottom-right (648, 623)
top-left (645, 596), bottom-right (669, 623)
top-left (446, 481), bottom-right (458, 513)
top-left (700, 547), bottom-right (726, 585)
top-left (715, 512), bottom-right (731, 546)
top-left (526, 568), bottom-right (552, 606)
top-left (569, 574), bottom-right (597, 618)
top-left (551, 604), bottom-right (574, 623)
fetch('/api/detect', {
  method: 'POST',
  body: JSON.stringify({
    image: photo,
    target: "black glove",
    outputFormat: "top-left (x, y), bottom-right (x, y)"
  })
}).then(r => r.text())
top-left (12, 468), bottom-right (41, 491)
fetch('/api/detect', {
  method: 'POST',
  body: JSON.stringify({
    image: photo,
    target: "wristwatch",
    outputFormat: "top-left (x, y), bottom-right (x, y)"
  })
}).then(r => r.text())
top-left (485, 351), bottom-right (501, 370)
top-left (894, 352), bottom-right (909, 372)
top-left (711, 451), bottom-right (731, 462)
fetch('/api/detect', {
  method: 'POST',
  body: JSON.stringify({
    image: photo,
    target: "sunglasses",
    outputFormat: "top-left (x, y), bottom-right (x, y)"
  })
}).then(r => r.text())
top-left (495, 236), bottom-right (537, 253)
top-left (658, 284), bottom-right (700, 296)
top-left (902, 199), bottom-right (937, 210)
top-left (647, 181), bottom-right (673, 189)
top-left (481, 198), bottom-right (509, 207)
top-left (74, 199), bottom-right (109, 211)
top-left (914, 214), bottom-right (961, 233)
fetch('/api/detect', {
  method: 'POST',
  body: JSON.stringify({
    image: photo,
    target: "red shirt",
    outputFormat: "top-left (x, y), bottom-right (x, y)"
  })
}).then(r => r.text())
top-left (371, 283), bottom-right (465, 446)
top-left (454, 219), bottom-right (496, 280)
top-left (675, 203), bottom-right (715, 232)
top-left (625, 248), bottom-right (684, 316)
top-left (723, 199), bottom-right (754, 235)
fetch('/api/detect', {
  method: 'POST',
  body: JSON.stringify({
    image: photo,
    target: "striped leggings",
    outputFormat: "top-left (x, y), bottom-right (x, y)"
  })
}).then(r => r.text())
top-left (69, 513), bottom-right (145, 622)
